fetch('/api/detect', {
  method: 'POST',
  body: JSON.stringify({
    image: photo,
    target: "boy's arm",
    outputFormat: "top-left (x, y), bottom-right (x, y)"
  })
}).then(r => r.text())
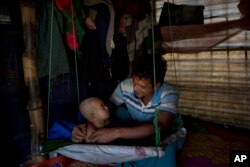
top-left (72, 123), bottom-right (87, 143)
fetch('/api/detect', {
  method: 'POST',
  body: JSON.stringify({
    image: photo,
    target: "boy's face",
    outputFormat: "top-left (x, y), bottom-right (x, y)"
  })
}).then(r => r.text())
top-left (93, 99), bottom-right (110, 122)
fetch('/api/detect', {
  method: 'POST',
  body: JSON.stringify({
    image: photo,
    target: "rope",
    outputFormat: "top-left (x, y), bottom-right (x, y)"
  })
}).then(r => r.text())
top-left (150, 0), bottom-right (161, 147)
top-left (166, 0), bottom-right (183, 127)
top-left (46, 0), bottom-right (182, 151)
top-left (151, 0), bottom-right (185, 146)
top-left (47, 0), bottom-right (81, 137)
top-left (47, 0), bottom-right (54, 138)
top-left (47, 1), bottom-right (81, 139)
top-left (153, 107), bottom-right (161, 146)
top-left (70, 0), bottom-right (80, 104)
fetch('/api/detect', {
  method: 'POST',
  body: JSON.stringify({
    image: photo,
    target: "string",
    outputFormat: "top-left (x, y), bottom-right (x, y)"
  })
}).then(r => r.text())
top-left (165, 0), bottom-right (183, 128)
top-left (150, 0), bottom-right (161, 147)
top-left (47, 0), bottom-right (54, 139)
top-left (70, 0), bottom-right (80, 104)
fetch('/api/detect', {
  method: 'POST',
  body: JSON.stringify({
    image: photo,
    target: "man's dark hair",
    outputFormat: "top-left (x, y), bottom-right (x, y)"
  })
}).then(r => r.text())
top-left (132, 54), bottom-right (167, 86)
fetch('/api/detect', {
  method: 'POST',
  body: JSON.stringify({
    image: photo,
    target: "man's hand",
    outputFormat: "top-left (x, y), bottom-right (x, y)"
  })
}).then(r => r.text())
top-left (85, 16), bottom-right (96, 30)
top-left (88, 128), bottom-right (119, 144)
top-left (72, 124), bottom-right (87, 143)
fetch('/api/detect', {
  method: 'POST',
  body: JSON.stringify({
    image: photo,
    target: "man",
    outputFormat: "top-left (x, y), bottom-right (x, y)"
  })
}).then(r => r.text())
top-left (72, 54), bottom-right (185, 167)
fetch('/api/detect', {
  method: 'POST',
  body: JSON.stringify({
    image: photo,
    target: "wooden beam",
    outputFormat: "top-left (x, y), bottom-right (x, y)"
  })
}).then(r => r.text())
top-left (20, 0), bottom-right (45, 164)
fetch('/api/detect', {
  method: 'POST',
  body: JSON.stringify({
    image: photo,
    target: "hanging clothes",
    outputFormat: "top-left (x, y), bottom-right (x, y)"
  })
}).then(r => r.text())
top-left (80, 0), bottom-right (129, 98)
top-left (37, 0), bottom-right (70, 79)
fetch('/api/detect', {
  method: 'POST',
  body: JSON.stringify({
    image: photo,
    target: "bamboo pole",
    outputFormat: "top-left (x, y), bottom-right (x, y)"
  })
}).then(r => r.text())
top-left (20, 0), bottom-right (45, 163)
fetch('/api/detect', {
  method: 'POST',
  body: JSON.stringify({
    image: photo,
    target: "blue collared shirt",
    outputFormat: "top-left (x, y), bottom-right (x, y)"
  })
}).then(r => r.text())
top-left (110, 78), bottom-right (179, 122)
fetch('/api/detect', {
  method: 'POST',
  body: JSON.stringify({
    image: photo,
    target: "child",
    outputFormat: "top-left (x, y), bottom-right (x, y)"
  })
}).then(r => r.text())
top-left (79, 97), bottom-right (111, 143)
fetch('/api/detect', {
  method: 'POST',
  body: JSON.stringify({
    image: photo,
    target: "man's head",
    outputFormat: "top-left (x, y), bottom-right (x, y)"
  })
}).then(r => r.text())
top-left (131, 54), bottom-right (167, 102)
top-left (132, 54), bottom-right (167, 86)
top-left (79, 97), bottom-right (109, 128)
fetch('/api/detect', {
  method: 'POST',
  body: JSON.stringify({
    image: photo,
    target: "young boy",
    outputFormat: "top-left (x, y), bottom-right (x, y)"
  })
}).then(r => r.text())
top-left (79, 97), bottom-right (111, 143)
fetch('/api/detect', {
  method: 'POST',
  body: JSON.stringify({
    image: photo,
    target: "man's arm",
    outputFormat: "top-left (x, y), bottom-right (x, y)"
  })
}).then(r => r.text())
top-left (116, 111), bottom-right (174, 139)
top-left (88, 111), bottom-right (174, 143)
top-left (158, 111), bottom-right (175, 134)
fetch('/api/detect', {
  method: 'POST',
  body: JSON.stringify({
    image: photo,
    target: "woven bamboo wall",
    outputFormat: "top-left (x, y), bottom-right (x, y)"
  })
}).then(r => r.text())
top-left (164, 50), bottom-right (250, 129)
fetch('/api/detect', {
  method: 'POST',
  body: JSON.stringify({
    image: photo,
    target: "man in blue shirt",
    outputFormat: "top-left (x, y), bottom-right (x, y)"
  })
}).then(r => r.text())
top-left (71, 54), bottom-right (185, 167)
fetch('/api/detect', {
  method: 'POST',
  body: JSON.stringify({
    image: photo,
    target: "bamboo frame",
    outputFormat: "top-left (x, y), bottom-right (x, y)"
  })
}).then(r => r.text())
top-left (20, 0), bottom-right (45, 163)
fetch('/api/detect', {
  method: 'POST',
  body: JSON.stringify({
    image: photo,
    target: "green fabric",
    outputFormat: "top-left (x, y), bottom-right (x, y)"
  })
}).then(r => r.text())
top-left (37, 1), bottom-right (69, 79)
top-left (41, 139), bottom-right (74, 153)
top-left (73, 0), bottom-right (85, 45)
top-left (60, 0), bottom-right (85, 50)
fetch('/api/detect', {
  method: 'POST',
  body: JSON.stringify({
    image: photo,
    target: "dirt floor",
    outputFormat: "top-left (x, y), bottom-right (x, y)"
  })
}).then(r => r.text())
top-left (177, 117), bottom-right (250, 167)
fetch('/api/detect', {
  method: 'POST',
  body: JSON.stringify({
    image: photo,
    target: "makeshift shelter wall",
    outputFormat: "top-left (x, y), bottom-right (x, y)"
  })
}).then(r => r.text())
top-left (164, 51), bottom-right (250, 129)
top-left (156, 0), bottom-right (250, 129)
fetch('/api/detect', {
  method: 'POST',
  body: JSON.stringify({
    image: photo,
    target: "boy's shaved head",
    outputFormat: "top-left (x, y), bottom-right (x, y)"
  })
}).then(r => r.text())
top-left (79, 97), bottom-right (109, 128)
top-left (79, 97), bottom-right (101, 119)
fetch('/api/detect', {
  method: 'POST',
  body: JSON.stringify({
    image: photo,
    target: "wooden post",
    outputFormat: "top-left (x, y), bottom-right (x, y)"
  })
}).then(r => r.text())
top-left (20, 0), bottom-right (45, 163)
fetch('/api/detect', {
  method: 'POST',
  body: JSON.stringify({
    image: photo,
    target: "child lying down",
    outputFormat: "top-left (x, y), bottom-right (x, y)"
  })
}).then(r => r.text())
top-left (79, 97), bottom-right (111, 143)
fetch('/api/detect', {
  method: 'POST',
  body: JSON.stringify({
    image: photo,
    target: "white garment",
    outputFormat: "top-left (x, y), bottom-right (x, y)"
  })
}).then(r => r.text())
top-left (51, 144), bottom-right (164, 165)
top-left (84, 0), bottom-right (115, 57)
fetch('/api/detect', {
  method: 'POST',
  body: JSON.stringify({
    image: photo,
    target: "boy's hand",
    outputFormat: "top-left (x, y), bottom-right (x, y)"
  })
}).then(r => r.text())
top-left (72, 124), bottom-right (87, 143)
